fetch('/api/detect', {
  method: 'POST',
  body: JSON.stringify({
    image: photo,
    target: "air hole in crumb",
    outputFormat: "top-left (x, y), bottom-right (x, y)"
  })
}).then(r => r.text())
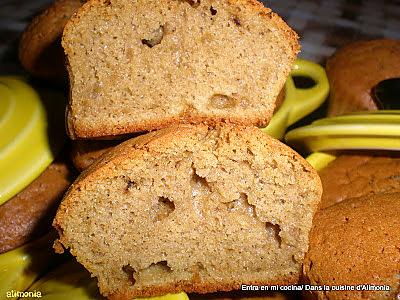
top-left (122, 265), bottom-right (136, 285)
top-left (208, 94), bottom-right (238, 109)
top-left (104, 0), bottom-right (111, 5)
top-left (191, 262), bottom-right (205, 282)
top-left (181, 0), bottom-right (200, 8)
top-left (210, 6), bottom-right (217, 15)
top-left (270, 159), bottom-right (278, 169)
top-left (125, 180), bottom-right (136, 192)
top-left (225, 193), bottom-right (256, 218)
top-left (146, 261), bottom-right (172, 273)
top-left (292, 254), bottom-right (298, 264)
top-left (191, 171), bottom-right (211, 197)
top-left (154, 197), bottom-right (175, 221)
top-left (197, 262), bottom-right (205, 270)
top-left (266, 222), bottom-right (282, 248)
top-left (142, 25), bottom-right (164, 48)
top-left (233, 17), bottom-right (241, 26)
top-left (191, 168), bottom-right (210, 219)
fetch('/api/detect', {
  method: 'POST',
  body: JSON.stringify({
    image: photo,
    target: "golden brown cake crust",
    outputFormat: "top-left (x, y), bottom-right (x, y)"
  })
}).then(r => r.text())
top-left (62, 0), bottom-right (300, 139)
top-left (110, 278), bottom-right (298, 300)
top-left (190, 290), bottom-right (297, 300)
top-left (18, 0), bottom-right (83, 82)
top-left (63, 0), bottom-right (299, 57)
top-left (273, 89), bottom-right (285, 113)
top-left (303, 193), bottom-right (400, 300)
top-left (318, 154), bottom-right (400, 209)
top-left (68, 88), bottom-right (285, 139)
top-left (54, 124), bottom-right (322, 298)
top-left (56, 124), bottom-right (321, 224)
top-left (0, 159), bottom-right (76, 253)
top-left (67, 114), bottom-right (272, 140)
top-left (326, 39), bottom-right (400, 116)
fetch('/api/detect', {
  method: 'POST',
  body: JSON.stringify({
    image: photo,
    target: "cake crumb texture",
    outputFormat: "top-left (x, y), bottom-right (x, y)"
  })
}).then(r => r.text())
top-left (62, 0), bottom-right (299, 138)
top-left (54, 124), bottom-right (321, 299)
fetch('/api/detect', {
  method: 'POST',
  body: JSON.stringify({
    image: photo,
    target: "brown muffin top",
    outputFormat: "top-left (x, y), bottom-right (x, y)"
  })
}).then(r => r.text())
top-left (326, 39), bottom-right (400, 116)
top-left (318, 154), bottom-right (400, 209)
top-left (70, 139), bottom-right (124, 172)
top-left (18, 0), bottom-right (83, 82)
top-left (0, 159), bottom-right (76, 253)
top-left (304, 192), bottom-right (400, 300)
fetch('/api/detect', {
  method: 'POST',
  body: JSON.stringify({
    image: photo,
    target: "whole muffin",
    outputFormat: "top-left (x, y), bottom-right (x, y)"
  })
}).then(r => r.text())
top-left (326, 39), bottom-right (400, 116)
top-left (303, 192), bottom-right (400, 300)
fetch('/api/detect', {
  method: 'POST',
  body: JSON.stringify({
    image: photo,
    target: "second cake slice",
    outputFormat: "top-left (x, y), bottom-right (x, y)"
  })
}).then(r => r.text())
top-left (54, 124), bottom-right (321, 298)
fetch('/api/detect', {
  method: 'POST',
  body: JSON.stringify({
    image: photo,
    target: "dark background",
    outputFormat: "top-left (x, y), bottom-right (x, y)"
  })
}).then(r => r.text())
top-left (1, 0), bottom-right (400, 73)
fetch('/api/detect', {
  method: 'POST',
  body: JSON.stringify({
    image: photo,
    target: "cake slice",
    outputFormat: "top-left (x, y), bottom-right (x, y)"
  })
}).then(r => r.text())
top-left (62, 0), bottom-right (299, 138)
top-left (53, 124), bottom-right (321, 298)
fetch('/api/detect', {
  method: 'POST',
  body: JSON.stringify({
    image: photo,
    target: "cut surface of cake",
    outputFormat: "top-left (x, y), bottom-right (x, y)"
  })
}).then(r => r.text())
top-left (62, 0), bottom-right (299, 138)
top-left (54, 124), bottom-right (321, 299)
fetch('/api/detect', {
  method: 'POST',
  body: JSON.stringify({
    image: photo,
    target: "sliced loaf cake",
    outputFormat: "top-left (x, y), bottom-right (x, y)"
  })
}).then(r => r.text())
top-left (54, 124), bottom-right (321, 298)
top-left (62, 0), bottom-right (299, 138)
